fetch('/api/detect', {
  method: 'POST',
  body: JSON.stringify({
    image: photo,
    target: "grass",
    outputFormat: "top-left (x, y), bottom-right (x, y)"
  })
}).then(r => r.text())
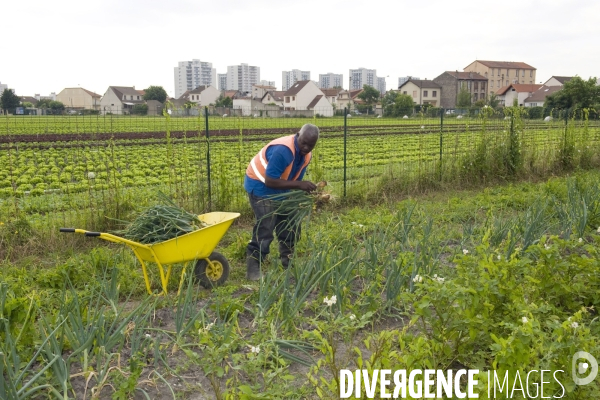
top-left (2, 170), bottom-right (600, 398)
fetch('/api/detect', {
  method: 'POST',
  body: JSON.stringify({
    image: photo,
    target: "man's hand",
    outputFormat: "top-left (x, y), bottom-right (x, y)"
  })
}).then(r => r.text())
top-left (296, 181), bottom-right (317, 192)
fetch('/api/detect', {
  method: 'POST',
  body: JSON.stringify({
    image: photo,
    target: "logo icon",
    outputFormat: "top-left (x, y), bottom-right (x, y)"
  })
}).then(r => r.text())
top-left (572, 351), bottom-right (598, 386)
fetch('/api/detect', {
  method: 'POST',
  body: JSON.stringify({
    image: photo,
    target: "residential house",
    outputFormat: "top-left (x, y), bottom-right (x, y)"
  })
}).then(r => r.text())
top-left (397, 79), bottom-right (441, 106)
top-left (233, 94), bottom-right (269, 116)
top-left (176, 85), bottom-right (220, 107)
top-left (145, 100), bottom-right (164, 116)
top-left (336, 89), bottom-right (363, 112)
top-left (523, 86), bottom-right (562, 108)
top-left (463, 60), bottom-right (537, 95)
top-left (252, 85), bottom-right (277, 100)
top-left (261, 91), bottom-right (285, 107)
top-left (222, 90), bottom-right (242, 100)
top-left (544, 76), bottom-right (573, 87)
top-left (495, 84), bottom-right (542, 107)
top-left (20, 96), bottom-right (39, 106)
top-left (282, 80), bottom-right (333, 116)
top-left (99, 86), bottom-right (145, 114)
top-left (321, 88), bottom-right (343, 109)
top-left (433, 71), bottom-right (487, 108)
top-left (56, 87), bottom-right (102, 110)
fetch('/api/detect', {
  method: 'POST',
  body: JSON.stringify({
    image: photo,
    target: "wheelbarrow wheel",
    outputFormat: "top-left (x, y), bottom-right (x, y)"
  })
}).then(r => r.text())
top-left (195, 252), bottom-right (230, 289)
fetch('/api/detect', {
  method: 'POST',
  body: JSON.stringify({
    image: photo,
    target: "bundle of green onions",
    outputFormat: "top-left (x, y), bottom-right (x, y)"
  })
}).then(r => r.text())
top-left (115, 193), bottom-right (208, 244)
top-left (263, 181), bottom-right (331, 228)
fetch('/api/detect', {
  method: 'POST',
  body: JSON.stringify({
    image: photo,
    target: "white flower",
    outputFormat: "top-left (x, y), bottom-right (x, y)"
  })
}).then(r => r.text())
top-left (358, 224), bottom-right (364, 228)
top-left (570, 322), bottom-right (579, 329)
top-left (249, 345), bottom-right (260, 354)
top-left (522, 317), bottom-right (529, 324)
top-left (544, 244), bottom-right (551, 250)
top-left (578, 238), bottom-right (583, 243)
top-left (412, 275), bottom-right (423, 283)
top-left (421, 125), bottom-right (425, 129)
top-left (497, 255), bottom-right (502, 260)
top-left (597, 227), bottom-right (600, 233)
top-left (349, 314), bottom-right (356, 321)
top-left (463, 249), bottom-right (469, 255)
top-left (199, 322), bottom-right (214, 334)
top-left (323, 295), bottom-right (337, 306)
top-left (145, 334), bottom-right (151, 338)
top-left (87, 172), bottom-right (96, 179)
top-left (433, 274), bottom-right (445, 283)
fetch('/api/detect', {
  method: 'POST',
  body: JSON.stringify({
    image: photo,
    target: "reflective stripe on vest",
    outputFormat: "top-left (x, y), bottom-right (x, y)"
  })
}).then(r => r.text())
top-left (246, 135), bottom-right (311, 183)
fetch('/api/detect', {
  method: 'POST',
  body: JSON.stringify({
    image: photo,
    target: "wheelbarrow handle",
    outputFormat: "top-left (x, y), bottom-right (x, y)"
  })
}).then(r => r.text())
top-left (59, 228), bottom-right (101, 237)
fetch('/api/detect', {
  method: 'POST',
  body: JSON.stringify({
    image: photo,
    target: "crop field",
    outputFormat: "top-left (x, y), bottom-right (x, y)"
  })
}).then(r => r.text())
top-left (2, 114), bottom-right (600, 231)
top-left (1, 111), bottom-right (600, 398)
top-left (0, 114), bottom-right (524, 136)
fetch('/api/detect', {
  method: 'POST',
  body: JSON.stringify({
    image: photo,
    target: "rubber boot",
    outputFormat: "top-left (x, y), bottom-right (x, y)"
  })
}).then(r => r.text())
top-left (246, 254), bottom-right (261, 281)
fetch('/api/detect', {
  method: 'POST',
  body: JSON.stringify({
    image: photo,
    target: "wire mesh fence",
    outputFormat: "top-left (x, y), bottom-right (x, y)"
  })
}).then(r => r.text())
top-left (1, 106), bottom-right (600, 234)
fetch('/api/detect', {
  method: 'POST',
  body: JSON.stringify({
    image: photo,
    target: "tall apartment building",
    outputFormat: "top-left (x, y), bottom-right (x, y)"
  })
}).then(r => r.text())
top-left (282, 70), bottom-right (311, 91)
top-left (218, 73), bottom-right (228, 90)
top-left (174, 59), bottom-right (217, 99)
top-left (463, 60), bottom-right (537, 95)
top-left (0, 81), bottom-right (7, 93)
top-left (349, 68), bottom-right (378, 90)
top-left (398, 76), bottom-right (420, 87)
top-left (377, 77), bottom-right (386, 95)
top-left (226, 63), bottom-right (260, 93)
top-left (318, 73), bottom-right (343, 89)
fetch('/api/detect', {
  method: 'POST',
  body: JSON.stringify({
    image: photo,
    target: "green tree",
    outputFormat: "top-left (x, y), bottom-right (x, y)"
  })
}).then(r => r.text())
top-left (394, 94), bottom-right (415, 117)
top-left (49, 101), bottom-right (65, 111)
top-left (545, 76), bottom-right (599, 110)
top-left (357, 84), bottom-right (380, 110)
top-left (457, 85), bottom-right (472, 108)
top-left (143, 86), bottom-right (168, 103)
top-left (21, 101), bottom-right (34, 108)
top-left (215, 95), bottom-right (233, 108)
top-left (1, 89), bottom-right (21, 113)
top-left (486, 93), bottom-right (500, 109)
top-left (132, 104), bottom-right (148, 115)
top-left (37, 98), bottom-right (52, 109)
top-left (381, 92), bottom-right (414, 117)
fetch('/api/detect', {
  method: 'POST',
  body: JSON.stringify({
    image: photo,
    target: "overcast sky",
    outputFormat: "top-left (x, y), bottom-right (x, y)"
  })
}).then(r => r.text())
top-left (1, 0), bottom-right (598, 97)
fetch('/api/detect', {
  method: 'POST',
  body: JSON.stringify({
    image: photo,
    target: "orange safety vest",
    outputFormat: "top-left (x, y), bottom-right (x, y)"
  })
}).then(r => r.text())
top-left (246, 135), bottom-right (312, 183)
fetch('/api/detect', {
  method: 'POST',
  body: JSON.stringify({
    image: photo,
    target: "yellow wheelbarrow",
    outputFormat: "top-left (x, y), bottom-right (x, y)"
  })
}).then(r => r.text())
top-left (60, 212), bottom-right (240, 295)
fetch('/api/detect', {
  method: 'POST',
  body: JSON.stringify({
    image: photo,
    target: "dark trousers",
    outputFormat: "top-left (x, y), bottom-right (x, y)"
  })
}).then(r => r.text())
top-left (247, 192), bottom-right (300, 262)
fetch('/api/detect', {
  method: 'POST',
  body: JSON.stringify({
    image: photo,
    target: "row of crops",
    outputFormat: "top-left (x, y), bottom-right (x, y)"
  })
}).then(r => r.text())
top-left (1, 113), bottom-right (600, 233)
top-left (2, 113), bottom-right (590, 136)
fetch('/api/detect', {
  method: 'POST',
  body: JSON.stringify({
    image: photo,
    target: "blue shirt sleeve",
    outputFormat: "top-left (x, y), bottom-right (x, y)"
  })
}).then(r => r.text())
top-left (265, 145), bottom-right (294, 179)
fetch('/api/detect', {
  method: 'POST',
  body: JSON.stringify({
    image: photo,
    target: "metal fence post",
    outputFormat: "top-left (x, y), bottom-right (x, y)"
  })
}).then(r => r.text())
top-left (343, 107), bottom-right (347, 198)
top-left (205, 106), bottom-right (212, 211)
top-left (440, 108), bottom-right (444, 181)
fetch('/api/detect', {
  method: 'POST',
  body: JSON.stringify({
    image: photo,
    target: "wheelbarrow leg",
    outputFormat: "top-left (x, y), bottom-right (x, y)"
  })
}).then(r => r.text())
top-left (177, 261), bottom-right (193, 296)
top-left (156, 259), bottom-right (171, 295)
top-left (132, 250), bottom-right (154, 295)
